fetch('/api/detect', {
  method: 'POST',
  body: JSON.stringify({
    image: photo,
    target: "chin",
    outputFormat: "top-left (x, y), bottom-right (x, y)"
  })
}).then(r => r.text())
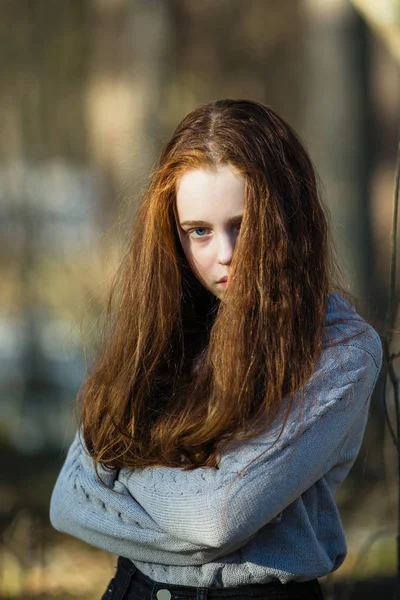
top-left (214, 289), bottom-right (226, 300)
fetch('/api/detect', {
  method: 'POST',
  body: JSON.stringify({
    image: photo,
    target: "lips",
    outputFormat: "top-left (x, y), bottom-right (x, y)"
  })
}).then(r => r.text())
top-left (217, 276), bottom-right (228, 283)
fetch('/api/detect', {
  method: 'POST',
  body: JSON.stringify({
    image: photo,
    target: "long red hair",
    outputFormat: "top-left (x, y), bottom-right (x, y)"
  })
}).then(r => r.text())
top-left (77, 99), bottom-right (365, 472)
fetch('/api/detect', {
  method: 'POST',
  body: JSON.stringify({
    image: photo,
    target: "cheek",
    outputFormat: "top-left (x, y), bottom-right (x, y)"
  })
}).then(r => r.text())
top-left (179, 234), bottom-right (193, 265)
top-left (180, 239), bottom-right (213, 276)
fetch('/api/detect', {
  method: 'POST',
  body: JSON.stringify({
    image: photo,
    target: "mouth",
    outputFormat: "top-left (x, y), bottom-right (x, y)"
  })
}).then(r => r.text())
top-left (217, 276), bottom-right (228, 285)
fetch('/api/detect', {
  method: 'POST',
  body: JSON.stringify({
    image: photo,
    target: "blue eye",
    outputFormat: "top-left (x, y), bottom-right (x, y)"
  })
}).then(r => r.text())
top-left (190, 228), bottom-right (209, 238)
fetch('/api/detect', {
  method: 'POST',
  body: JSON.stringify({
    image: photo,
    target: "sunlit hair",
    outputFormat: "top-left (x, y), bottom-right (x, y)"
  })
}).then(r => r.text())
top-left (77, 99), bottom-right (369, 474)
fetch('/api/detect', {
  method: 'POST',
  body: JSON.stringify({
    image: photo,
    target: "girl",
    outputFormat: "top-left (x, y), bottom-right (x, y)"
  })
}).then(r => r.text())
top-left (50, 99), bottom-right (382, 600)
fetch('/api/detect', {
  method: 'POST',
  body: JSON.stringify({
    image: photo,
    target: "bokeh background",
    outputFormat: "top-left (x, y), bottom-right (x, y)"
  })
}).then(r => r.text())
top-left (1, 0), bottom-right (400, 598)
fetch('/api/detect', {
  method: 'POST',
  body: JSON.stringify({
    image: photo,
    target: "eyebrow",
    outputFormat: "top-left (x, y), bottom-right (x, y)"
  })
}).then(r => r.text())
top-left (179, 215), bottom-right (243, 228)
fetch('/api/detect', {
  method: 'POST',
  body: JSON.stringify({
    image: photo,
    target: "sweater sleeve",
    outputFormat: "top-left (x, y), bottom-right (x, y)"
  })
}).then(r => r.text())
top-left (119, 333), bottom-right (382, 551)
top-left (50, 429), bottom-right (254, 565)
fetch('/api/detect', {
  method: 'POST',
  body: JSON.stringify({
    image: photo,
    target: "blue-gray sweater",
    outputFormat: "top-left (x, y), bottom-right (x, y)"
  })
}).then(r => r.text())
top-left (49, 293), bottom-right (382, 587)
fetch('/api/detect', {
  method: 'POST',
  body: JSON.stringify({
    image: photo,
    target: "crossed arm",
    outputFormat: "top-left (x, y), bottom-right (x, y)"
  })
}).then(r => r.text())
top-left (50, 339), bottom-right (382, 565)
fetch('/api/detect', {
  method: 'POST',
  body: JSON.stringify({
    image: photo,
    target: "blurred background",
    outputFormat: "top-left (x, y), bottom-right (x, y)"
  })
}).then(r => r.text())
top-left (1, 0), bottom-right (399, 598)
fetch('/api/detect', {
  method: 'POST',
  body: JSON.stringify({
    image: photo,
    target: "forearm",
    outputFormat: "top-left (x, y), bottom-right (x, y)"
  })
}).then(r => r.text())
top-left (49, 430), bottom-right (246, 564)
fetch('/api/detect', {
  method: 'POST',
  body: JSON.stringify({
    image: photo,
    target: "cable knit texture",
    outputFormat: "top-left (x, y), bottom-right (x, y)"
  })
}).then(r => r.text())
top-left (50, 293), bottom-right (383, 588)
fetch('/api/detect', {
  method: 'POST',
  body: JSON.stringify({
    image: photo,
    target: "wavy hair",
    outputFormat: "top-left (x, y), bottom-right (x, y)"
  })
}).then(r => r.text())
top-left (77, 99), bottom-right (365, 472)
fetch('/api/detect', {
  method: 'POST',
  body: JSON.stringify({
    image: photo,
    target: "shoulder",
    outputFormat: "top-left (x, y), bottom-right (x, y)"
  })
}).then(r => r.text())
top-left (323, 292), bottom-right (382, 371)
top-left (286, 293), bottom-right (383, 424)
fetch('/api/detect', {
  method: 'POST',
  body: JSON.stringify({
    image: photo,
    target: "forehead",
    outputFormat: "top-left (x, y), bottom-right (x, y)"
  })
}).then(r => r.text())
top-left (176, 164), bottom-right (245, 219)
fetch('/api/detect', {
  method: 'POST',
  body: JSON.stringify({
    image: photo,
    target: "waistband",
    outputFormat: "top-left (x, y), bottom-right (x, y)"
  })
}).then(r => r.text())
top-left (110, 556), bottom-right (324, 600)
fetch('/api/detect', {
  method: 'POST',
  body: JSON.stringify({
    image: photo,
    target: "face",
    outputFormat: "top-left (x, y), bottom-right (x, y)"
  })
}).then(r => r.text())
top-left (175, 163), bottom-right (245, 299)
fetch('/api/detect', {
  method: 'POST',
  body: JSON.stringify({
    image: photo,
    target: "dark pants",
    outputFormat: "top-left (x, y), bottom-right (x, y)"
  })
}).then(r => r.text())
top-left (101, 556), bottom-right (325, 600)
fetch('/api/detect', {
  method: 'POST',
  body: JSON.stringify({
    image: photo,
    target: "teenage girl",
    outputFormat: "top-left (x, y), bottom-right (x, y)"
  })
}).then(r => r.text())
top-left (50, 99), bottom-right (382, 600)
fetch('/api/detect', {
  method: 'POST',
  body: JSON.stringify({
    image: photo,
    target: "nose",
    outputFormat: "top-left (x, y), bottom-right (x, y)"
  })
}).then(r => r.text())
top-left (217, 230), bottom-right (238, 266)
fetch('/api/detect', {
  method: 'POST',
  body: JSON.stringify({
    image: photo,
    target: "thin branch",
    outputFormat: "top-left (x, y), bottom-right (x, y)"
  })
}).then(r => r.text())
top-left (383, 375), bottom-right (398, 447)
top-left (383, 137), bottom-right (400, 598)
top-left (386, 141), bottom-right (400, 336)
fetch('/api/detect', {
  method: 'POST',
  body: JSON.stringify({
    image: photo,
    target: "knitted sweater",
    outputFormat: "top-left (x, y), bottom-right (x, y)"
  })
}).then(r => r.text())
top-left (49, 293), bottom-right (382, 588)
